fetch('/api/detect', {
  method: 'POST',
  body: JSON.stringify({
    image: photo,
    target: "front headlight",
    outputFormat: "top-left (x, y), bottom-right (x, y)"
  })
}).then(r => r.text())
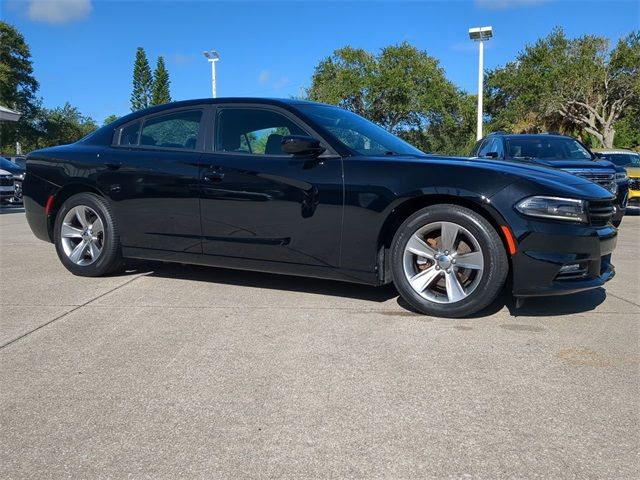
top-left (615, 172), bottom-right (628, 182)
top-left (515, 196), bottom-right (587, 223)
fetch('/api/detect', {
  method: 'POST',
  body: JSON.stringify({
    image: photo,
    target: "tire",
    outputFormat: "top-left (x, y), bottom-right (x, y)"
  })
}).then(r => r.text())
top-left (612, 219), bottom-right (622, 228)
top-left (53, 192), bottom-right (123, 277)
top-left (390, 204), bottom-right (508, 318)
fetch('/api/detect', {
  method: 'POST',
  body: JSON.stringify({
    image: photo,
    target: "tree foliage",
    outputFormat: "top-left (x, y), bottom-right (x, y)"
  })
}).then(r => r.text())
top-left (613, 108), bottom-right (640, 149)
top-left (0, 21), bottom-right (40, 152)
top-left (151, 56), bottom-right (172, 106)
top-left (103, 114), bottom-right (120, 126)
top-left (307, 43), bottom-right (476, 155)
top-left (32, 103), bottom-right (98, 148)
top-left (131, 47), bottom-right (153, 111)
top-left (486, 28), bottom-right (640, 148)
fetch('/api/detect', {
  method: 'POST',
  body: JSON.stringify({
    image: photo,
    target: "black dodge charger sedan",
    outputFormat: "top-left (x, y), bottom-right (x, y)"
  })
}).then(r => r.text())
top-left (23, 98), bottom-right (618, 317)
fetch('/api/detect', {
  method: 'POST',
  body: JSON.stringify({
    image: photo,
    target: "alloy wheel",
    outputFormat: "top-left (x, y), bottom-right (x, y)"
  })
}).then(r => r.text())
top-left (60, 205), bottom-right (104, 266)
top-left (402, 221), bottom-right (484, 304)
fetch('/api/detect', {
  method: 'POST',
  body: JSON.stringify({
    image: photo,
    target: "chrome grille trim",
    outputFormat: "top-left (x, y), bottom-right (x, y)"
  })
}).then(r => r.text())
top-left (0, 176), bottom-right (14, 186)
top-left (564, 168), bottom-right (617, 194)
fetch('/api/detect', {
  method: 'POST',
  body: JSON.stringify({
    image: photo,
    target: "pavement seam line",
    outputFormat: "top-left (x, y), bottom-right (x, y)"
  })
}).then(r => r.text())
top-left (0, 274), bottom-right (146, 351)
top-left (606, 292), bottom-right (640, 308)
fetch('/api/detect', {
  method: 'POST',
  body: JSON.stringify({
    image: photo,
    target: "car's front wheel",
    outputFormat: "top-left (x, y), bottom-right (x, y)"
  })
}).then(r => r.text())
top-left (54, 193), bottom-right (123, 277)
top-left (391, 204), bottom-right (508, 318)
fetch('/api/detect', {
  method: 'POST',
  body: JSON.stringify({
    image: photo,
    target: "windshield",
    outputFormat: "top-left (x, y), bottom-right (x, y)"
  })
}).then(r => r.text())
top-left (504, 137), bottom-right (592, 160)
top-left (297, 105), bottom-right (424, 156)
top-left (597, 152), bottom-right (640, 168)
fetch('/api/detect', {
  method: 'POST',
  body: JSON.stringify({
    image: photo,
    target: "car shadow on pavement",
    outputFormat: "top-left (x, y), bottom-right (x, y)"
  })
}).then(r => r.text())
top-left (124, 260), bottom-right (398, 303)
top-left (123, 260), bottom-right (608, 316)
top-left (397, 287), bottom-right (607, 319)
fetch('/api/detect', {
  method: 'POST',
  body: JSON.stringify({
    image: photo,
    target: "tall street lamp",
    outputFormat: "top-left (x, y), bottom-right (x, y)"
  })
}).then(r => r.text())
top-left (468, 26), bottom-right (493, 141)
top-left (203, 50), bottom-right (220, 98)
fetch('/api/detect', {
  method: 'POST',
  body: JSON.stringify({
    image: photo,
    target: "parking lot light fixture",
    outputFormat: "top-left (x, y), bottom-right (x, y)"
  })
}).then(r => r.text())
top-left (468, 26), bottom-right (493, 141)
top-left (203, 50), bottom-right (220, 98)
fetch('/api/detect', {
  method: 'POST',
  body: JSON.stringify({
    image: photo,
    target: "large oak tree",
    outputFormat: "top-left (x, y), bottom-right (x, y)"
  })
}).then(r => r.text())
top-left (307, 42), bottom-right (476, 155)
top-left (486, 28), bottom-right (639, 148)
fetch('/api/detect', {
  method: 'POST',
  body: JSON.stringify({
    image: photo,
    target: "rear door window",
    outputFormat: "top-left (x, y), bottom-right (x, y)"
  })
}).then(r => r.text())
top-left (140, 110), bottom-right (202, 150)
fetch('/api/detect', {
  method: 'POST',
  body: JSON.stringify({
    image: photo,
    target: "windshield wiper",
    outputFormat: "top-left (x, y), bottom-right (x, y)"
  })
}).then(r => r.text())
top-left (384, 151), bottom-right (397, 155)
top-left (511, 156), bottom-right (537, 160)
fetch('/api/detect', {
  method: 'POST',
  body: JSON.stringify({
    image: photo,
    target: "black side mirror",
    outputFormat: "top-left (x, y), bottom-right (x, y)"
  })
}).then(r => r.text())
top-left (282, 135), bottom-right (326, 157)
top-left (485, 151), bottom-right (499, 158)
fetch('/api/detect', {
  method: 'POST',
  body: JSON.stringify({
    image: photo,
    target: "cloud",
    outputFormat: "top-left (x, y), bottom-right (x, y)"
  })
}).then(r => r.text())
top-left (258, 70), bottom-right (271, 85)
top-left (27, 0), bottom-right (92, 24)
top-left (273, 76), bottom-right (289, 89)
top-left (475, 0), bottom-right (548, 9)
top-left (168, 54), bottom-right (195, 67)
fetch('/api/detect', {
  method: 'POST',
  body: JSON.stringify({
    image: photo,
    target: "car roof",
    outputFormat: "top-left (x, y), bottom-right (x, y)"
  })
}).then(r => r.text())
top-left (134, 97), bottom-right (328, 114)
top-left (107, 97), bottom-right (333, 129)
top-left (488, 133), bottom-right (574, 140)
top-left (81, 97), bottom-right (340, 146)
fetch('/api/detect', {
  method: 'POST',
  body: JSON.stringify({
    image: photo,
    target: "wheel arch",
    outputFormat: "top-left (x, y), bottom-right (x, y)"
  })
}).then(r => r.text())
top-left (47, 183), bottom-right (106, 241)
top-left (376, 194), bottom-right (513, 284)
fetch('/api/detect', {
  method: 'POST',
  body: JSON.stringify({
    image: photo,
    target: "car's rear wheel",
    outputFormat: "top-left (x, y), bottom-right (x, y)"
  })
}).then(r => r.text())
top-left (54, 193), bottom-right (123, 276)
top-left (391, 204), bottom-right (508, 318)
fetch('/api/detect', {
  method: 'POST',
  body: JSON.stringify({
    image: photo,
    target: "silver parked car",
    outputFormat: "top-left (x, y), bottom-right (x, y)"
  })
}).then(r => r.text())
top-left (0, 168), bottom-right (16, 203)
top-left (0, 156), bottom-right (25, 204)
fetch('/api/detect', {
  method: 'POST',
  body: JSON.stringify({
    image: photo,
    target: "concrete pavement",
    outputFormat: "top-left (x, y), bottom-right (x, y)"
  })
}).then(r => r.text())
top-left (1, 207), bottom-right (638, 479)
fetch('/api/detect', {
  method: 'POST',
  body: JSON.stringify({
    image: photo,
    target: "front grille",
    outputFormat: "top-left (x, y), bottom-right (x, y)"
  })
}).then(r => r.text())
top-left (588, 200), bottom-right (614, 226)
top-left (0, 175), bottom-right (14, 186)
top-left (629, 178), bottom-right (640, 191)
top-left (564, 169), bottom-right (617, 194)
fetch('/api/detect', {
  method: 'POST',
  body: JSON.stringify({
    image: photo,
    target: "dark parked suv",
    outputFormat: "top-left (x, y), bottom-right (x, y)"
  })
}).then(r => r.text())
top-left (471, 133), bottom-right (629, 227)
top-left (24, 99), bottom-right (618, 318)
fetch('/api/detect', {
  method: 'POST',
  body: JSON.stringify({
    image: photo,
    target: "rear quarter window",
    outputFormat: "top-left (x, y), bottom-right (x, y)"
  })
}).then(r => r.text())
top-left (118, 122), bottom-right (141, 146)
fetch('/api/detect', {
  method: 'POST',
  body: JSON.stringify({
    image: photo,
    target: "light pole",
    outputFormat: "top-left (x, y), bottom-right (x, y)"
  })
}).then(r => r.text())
top-left (468, 26), bottom-right (493, 141)
top-left (203, 50), bottom-right (220, 98)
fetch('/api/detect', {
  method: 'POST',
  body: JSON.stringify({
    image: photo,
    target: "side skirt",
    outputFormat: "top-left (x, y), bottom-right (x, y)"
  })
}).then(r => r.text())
top-left (122, 246), bottom-right (380, 286)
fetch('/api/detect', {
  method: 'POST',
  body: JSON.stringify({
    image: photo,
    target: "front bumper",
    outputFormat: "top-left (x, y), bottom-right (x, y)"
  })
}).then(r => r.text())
top-left (511, 221), bottom-right (617, 297)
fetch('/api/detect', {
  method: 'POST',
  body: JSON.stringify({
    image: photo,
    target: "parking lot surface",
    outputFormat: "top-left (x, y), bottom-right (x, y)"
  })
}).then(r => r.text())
top-left (1, 207), bottom-right (639, 479)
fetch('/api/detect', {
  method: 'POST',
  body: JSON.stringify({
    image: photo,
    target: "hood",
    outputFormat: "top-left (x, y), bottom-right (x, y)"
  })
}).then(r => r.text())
top-left (625, 166), bottom-right (640, 178)
top-left (507, 157), bottom-right (616, 171)
top-left (407, 154), bottom-right (615, 200)
top-left (0, 168), bottom-right (13, 176)
top-left (439, 156), bottom-right (596, 186)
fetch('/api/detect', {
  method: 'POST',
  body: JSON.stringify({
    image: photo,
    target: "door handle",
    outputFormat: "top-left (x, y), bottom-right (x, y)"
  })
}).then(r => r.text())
top-left (204, 168), bottom-right (225, 182)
